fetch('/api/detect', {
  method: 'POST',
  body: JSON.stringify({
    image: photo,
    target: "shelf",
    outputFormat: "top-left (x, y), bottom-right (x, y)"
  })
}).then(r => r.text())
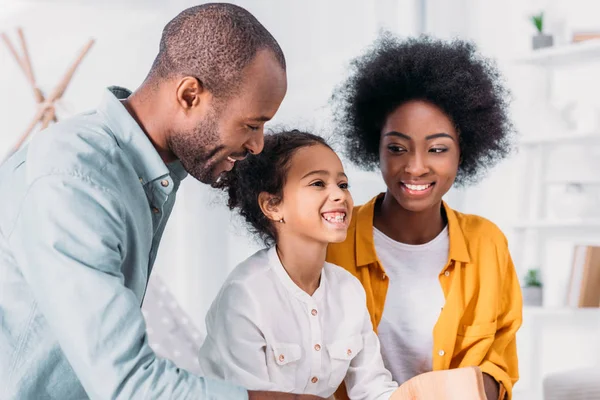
top-left (513, 219), bottom-right (600, 230)
top-left (520, 132), bottom-right (600, 146)
top-left (524, 306), bottom-right (600, 316)
top-left (515, 39), bottom-right (600, 67)
top-left (544, 179), bottom-right (600, 185)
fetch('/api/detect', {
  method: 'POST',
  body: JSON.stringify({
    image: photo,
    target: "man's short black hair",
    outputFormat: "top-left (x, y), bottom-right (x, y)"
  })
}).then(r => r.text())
top-left (150, 3), bottom-right (286, 98)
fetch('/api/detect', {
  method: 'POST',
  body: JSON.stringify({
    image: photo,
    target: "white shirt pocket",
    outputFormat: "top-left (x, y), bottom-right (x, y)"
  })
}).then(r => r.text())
top-left (266, 342), bottom-right (302, 391)
top-left (326, 334), bottom-right (364, 388)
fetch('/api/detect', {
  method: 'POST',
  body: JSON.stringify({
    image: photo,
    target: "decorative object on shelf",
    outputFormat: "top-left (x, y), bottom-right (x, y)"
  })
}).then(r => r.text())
top-left (522, 268), bottom-right (543, 306)
top-left (531, 12), bottom-right (553, 50)
top-left (572, 31), bottom-right (600, 43)
top-left (548, 182), bottom-right (598, 220)
top-left (567, 246), bottom-right (600, 307)
top-left (0, 28), bottom-right (95, 163)
top-left (562, 101), bottom-right (600, 135)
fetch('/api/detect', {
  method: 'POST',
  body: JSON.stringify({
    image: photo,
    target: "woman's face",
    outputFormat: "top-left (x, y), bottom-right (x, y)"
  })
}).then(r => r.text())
top-left (379, 100), bottom-right (461, 213)
top-left (273, 143), bottom-right (354, 245)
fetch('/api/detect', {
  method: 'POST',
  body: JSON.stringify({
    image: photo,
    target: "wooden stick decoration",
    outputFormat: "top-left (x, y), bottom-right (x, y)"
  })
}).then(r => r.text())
top-left (1, 28), bottom-right (94, 162)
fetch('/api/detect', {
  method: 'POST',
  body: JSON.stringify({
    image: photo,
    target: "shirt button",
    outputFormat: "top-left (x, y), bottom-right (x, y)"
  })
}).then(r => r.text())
top-left (347, 349), bottom-right (352, 356)
top-left (311, 377), bottom-right (318, 384)
top-left (278, 354), bottom-right (285, 362)
top-left (314, 344), bottom-right (321, 351)
top-left (438, 350), bottom-right (445, 356)
top-left (444, 271), bottom-right (450, 277)
top-left (160, 179), bottom-right (169, 187)
top-left (139, 177), bottom-right (143, 183)
top-left (311, 309), bottom-right (318, 316)
top-left (152, 207), bottom-right (160, 214)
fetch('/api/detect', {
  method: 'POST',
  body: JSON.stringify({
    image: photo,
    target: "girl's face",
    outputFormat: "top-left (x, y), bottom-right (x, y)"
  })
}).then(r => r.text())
top-left (271, 143), bottom-right (353, 245)
top-left (379, 100), bottom-right (461, 213)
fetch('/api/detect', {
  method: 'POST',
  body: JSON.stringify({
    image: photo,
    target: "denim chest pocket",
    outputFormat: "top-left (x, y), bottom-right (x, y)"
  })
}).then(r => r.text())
top-left (326, 334), bottom-right (363, 388)
top-left (266, 342), bottom-right (302, 391)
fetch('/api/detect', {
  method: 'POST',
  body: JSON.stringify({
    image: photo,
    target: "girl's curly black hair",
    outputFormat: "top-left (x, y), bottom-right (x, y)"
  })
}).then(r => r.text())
top-left (332, 33), bottom-right (516, 186)
top-left (214, 129), bottom-right (331, 246)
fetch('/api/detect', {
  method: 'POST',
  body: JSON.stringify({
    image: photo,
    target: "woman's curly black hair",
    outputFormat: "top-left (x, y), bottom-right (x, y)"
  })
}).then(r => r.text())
top-left (214, 129), bottom-right (331, 247)
top-left (332, 33), bottom-right (516, 186)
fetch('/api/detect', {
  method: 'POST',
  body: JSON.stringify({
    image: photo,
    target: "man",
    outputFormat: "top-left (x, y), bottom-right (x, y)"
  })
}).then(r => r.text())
top-left (0, 3), bottom-right (322, 399)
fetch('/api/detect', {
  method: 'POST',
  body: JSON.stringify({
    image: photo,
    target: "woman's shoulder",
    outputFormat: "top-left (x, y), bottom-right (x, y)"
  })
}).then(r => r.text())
top-left (449, 207), bottom-right (508, 245)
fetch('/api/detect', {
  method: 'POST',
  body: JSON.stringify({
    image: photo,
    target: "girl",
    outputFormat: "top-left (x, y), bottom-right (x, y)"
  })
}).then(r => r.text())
top-left (198, 130), bottom-right (400, 399)
top-left (327, 35), bottom-right (523, 400)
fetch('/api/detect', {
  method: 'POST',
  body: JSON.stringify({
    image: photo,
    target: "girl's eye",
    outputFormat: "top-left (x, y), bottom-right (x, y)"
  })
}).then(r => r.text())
top-left (310, 180), bottom-right (325, 187)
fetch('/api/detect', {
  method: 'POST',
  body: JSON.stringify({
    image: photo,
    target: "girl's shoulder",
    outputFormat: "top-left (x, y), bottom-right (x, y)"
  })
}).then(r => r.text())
top-left (224, 247), bottom-right (273, 285)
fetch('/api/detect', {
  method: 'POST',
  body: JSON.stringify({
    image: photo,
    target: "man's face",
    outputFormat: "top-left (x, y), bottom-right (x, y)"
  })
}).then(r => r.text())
top-left (170, 49), bottom-right (287, 184)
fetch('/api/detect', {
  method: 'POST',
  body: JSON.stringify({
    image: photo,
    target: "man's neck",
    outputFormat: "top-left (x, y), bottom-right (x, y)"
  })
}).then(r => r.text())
top-left (122, 84), bottom-right (176, 163)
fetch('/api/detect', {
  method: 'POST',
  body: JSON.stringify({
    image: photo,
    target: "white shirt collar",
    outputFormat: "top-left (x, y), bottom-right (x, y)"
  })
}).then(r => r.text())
top-left (267, 246), bottom-right (327, 304)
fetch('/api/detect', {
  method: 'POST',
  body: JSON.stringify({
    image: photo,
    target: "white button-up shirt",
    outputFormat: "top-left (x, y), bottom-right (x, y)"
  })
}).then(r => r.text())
top-left (198, 247), bottom-right (398, 399)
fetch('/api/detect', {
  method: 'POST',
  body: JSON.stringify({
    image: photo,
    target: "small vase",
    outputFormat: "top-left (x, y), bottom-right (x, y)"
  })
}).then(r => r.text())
top-left (522, 286), bottom-right (543, 306)
top-left (532, 33), bottom-right (554, 50)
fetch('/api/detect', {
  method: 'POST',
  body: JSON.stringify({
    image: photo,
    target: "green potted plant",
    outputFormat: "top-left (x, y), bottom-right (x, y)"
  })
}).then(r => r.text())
top-left (522, 268), bottom-right (543, 306)
top-left (531, 12), bottom-right (553, 49)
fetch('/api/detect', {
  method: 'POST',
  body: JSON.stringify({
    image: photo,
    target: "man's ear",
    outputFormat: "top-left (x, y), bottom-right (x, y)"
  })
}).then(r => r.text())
top-left (258, 192), bottom-right (283, 223)
top-left (176, 76), bottom-right (207, 110)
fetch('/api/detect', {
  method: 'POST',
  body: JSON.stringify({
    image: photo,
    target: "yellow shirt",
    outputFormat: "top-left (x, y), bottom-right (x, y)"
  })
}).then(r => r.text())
top-left (326, 194), bottom-right (522, 400)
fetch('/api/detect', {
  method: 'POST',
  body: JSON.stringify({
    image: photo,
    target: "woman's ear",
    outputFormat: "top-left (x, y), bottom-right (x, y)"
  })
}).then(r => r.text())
top-left (258, 192), bottom-right (283, 223)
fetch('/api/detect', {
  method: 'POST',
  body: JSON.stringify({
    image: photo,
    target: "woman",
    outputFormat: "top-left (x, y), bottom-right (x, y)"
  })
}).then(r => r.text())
top-left (327, 35), bottom-right (522, 400)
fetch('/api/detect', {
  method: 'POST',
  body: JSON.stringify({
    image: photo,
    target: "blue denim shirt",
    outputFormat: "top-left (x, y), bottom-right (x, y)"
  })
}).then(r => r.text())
top-left (0, 87), bottom-right (247, 400)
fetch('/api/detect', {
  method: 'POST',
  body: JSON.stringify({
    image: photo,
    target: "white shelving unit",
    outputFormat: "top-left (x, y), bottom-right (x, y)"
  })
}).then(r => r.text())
top-left (512, 41), bottom-right (600, 282)
top-left (512, 42), bottom-right (600, 400)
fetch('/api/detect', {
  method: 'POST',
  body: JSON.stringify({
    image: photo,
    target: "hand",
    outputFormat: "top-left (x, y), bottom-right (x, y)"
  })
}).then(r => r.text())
top-left (482, 373), bottom-right (501, 400)
top-left (248, 391), bottom-right (327, 400)
top-left (390, 366), bottom-right (487, 400)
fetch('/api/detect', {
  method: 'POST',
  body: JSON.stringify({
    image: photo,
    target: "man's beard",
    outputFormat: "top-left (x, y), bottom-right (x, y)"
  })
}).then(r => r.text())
top-left (169, 112), bottom-right (224, 184)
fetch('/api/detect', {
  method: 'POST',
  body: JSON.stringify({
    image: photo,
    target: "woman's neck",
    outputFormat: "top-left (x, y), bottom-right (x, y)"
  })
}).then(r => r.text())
top-left (275, 235), bottom-right (327, 296)
top-left (374, 191), bottom-right (446, 245)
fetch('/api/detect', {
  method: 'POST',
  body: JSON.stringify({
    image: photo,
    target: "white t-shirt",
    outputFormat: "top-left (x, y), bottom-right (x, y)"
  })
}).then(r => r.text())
top-left (198, 247), bottom-right (398, 399)
top-left (373, 226), bottom-right (448, 385)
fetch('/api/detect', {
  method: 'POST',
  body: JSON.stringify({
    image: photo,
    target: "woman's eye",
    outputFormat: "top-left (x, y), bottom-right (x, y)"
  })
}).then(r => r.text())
top-left (387, 145), bottom-right (406, 153)
top-left (247, 125), bottom-right (260, 131)
top-left (430, 147), bottom-right (447, 153)
top-left (310, 181), bottom-right (325, 187)
top-left (339, 182), bottom-right (349, 189)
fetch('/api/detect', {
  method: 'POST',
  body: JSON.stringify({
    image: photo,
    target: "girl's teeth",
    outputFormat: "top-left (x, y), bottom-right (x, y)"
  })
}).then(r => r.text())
top-left (323, 213), bottom-right (345, 222)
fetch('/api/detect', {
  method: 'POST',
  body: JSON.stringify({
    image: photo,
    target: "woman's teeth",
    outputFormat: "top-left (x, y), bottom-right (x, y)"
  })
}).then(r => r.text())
top-left (404, 183), bottom-right (432, 191)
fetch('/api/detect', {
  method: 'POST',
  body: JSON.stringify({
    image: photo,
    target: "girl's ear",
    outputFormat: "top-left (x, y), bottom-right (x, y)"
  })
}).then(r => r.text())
top-left (258, 192), bottom-right (283, 223)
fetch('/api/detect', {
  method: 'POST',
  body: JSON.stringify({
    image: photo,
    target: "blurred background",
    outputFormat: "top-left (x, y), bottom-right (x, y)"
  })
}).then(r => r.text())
top-left (2, 0), bottom-right (600, 399)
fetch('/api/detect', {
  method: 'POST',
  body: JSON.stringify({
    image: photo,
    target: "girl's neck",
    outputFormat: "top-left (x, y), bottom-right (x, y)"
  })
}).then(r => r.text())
top-left (275, 235), bottom-right (327, 296)
top-left (374, 191), bottom-right (446, 245)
